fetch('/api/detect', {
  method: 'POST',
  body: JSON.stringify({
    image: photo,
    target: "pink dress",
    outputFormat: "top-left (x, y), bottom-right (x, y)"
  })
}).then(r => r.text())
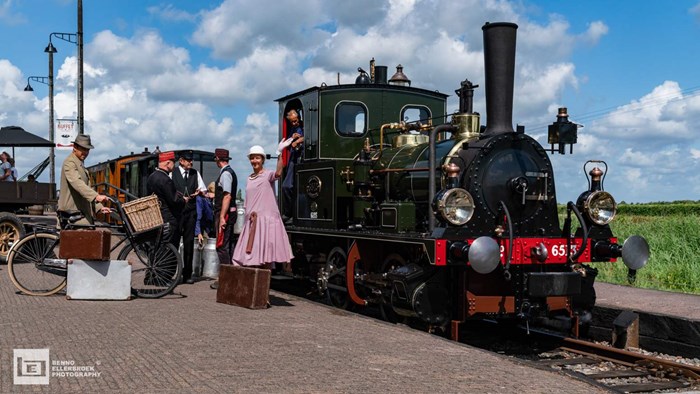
top-left (232, 169), bottom-right (293, 266)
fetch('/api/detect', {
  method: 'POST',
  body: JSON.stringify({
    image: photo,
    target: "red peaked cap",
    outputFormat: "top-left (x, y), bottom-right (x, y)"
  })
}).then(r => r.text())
top-left (214, 148), bottom-right (231, 160)
top-left (159, 151), bottom-right (175, 162)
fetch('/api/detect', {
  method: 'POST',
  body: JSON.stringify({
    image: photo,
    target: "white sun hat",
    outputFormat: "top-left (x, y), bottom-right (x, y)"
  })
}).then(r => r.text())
top-left (248, 145), bottom-right (266, 158)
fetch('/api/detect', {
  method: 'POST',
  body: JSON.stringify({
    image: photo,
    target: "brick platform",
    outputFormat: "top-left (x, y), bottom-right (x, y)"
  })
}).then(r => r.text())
top-left (0, 271), bottom-right (602, 393)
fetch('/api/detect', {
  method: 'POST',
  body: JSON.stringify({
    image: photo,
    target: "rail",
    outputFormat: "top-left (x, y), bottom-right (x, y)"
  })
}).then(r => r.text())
top-left (560, 337), bottom-right (700, 379)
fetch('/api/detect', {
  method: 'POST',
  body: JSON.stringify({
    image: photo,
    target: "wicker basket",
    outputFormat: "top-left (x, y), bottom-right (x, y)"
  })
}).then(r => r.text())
top-left (122, 194), bottom-right (163, 233)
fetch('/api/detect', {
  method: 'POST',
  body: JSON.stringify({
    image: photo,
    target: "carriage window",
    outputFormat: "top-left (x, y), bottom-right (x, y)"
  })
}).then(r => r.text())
top-left (335, 102), bottom-right (367, 136)
top-left (401, 106), bottom-right (431, 124)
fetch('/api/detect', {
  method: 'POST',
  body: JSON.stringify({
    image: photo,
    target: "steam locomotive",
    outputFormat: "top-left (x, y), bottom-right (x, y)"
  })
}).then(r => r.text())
top-left (276, 22), bottom-right (649, 337)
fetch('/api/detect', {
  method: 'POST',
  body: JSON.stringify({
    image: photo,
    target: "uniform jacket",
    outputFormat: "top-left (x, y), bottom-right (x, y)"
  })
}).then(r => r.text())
top-left (146, 168), bottom-right (185, 225)
top-left (57, 152), bottom-right (102, 224)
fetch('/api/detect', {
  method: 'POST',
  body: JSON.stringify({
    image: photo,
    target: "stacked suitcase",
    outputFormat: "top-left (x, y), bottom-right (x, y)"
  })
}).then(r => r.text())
top-left (60, 229), bottom-right (132, 300)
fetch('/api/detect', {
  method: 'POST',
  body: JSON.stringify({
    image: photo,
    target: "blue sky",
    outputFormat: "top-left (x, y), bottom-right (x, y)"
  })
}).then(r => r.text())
top-left (1, 0), bottom-right (700, 203)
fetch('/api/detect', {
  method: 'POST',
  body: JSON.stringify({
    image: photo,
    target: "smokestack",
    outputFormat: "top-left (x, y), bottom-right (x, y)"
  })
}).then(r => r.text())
top-left (374, 65), bottom-right (388, 84)
top-left (482, 22), bottom-right (518, 135)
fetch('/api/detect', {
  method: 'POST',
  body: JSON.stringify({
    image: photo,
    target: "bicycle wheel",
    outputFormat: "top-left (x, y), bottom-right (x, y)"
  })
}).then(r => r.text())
top-left (118, 241), bottom-right (182, 298)
top-left (7, 233), bottom-right (67, 296)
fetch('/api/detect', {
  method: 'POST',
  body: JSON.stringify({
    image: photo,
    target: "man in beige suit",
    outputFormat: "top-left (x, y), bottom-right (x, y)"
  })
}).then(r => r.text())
top-left (57, 134), bottom-right (110, 226)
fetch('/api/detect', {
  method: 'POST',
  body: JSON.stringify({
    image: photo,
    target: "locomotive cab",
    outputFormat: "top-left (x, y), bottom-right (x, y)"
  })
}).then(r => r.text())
top-left (275, 72), bottom-right (448, 228)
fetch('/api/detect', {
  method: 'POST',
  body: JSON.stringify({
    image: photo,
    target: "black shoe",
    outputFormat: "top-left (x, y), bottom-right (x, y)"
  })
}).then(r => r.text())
top-left (210, 281), bottom-right (219, 290)
top-left (185, 277), bottom-right (195, 284)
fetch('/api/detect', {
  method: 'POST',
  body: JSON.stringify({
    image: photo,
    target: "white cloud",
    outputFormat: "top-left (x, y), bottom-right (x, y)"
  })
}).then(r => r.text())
top-left (691, 2), bottom-right (700, 22)
top-left (588, 81), bottom-right (694, 142)
top-left (147, 4), bottom-right (198, 23)
top-left (88, 30), bottom-right (190, 81)
top-left (517, 62), bottom-right (578, 117)
top-left (0, 0), bottom-right (25, 25)
top-left (386, 0), bottom-right (417, 26)
top-left (191, 0), bottom-right (328, 60)
top-left (578, 21), bottom-right (608, 46)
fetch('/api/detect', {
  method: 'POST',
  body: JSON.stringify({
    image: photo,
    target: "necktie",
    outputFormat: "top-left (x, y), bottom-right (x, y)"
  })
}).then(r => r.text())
top-left (184, 170), bottom-right (189, 194)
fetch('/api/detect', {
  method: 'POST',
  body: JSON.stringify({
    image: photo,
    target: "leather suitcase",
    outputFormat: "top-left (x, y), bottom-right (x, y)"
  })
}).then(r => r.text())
top-left (59, 229), bottom-right (111, 261)
top-left (66, 259), bottom-right (132, 300)
top-left (216, 265), bottom-right (270, 309)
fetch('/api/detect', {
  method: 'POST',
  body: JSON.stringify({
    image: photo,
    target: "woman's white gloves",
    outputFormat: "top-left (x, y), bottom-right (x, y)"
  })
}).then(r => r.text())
top-left (275, 137), bottom-right (294, 156)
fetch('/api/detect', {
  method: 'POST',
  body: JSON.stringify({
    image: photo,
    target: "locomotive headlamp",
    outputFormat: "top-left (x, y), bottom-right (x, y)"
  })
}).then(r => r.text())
top-left (583, 190), bottom-right (617, 225)
top-left (434, 188), bottom-right (475, 226)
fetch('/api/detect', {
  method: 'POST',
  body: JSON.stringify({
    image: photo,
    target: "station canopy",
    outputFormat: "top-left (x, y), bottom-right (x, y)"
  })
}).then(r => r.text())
top-left (0, 126), bottom-right (54, 147)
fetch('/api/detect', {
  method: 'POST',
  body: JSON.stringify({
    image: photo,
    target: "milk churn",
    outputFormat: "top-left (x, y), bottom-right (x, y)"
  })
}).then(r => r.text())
top-left (201, 237), bottom-right (220, 278)
top-left (234, 200), bottom-right (245, 234)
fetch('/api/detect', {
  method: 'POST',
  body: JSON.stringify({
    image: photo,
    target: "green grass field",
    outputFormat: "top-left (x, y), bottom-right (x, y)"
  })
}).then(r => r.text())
top-left (567, 202), bottom-right (700, 295)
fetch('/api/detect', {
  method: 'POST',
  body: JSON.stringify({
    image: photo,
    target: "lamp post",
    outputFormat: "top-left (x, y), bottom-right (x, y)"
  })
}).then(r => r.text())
top-left (46, 0), bottom-right (83, 137)
top-left (44, 32), bottom-right (77, 200)
top-left (46, 0), bottom-right (83, 136)
top-left (23, 76), bottom-right (55, 198)
top-left (78, 0), bottom-right (83, 136)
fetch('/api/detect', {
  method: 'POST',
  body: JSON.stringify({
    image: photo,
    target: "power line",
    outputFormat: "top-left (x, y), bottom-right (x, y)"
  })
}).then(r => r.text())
top-left (526, 84), bottom-right (700, 133)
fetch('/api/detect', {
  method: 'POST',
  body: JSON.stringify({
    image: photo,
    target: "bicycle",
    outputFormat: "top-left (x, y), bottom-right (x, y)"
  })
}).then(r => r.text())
top-left (6, 196), bottom-right (182, 298)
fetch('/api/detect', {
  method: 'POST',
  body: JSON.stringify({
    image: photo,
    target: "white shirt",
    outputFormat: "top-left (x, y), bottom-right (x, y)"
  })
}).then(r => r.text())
top-left (169, 165), bottom-right (206, 193)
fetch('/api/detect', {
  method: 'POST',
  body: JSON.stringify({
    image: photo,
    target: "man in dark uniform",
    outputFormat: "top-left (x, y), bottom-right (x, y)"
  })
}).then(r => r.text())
top-left (281, 109), bottom-right (303, 221)
top-left (170, 150), bottom-right (205, 284)
top-left (210, 148), bottom-right (237, 290)
top-left (146, 151), bottom-right (186, 244)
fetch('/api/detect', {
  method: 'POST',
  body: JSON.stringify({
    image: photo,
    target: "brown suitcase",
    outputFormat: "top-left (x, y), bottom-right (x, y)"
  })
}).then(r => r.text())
top-left (216, 265), bottom-right (270, 309)
top-left (59, 229), bottom-right (111, 261)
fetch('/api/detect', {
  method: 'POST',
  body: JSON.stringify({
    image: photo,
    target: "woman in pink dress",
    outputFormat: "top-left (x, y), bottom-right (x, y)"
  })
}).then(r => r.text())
top-left (232, 145), bottom-right (293, 267)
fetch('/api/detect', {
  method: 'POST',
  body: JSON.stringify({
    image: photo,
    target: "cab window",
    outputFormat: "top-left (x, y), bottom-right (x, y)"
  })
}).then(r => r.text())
top-left (401, 105), bottom-right (431, 124)
top-left (335, 102), bottom-right (367, 137)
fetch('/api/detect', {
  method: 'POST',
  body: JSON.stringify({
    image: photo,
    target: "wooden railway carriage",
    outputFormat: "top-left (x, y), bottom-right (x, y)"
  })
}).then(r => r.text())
top-left (278, 22), bottom-right (649, 337)
top-left (88, 149), bottom-right (218, 203)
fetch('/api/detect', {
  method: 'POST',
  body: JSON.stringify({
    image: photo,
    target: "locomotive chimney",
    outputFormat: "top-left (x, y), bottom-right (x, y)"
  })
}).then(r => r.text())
top-left (482, 22), bottom-right (518, 135)
top-left (374, 65), bottom-right (388, 84)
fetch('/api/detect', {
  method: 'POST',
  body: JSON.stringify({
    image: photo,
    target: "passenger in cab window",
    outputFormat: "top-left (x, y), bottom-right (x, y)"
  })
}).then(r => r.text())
top-left (278, 109), bottom-right (304, 222)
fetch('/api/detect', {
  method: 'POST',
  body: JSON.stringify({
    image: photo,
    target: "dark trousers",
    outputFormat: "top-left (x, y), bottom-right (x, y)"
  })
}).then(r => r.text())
top-left (215, 215), bottom-right (236, 265)
top-left (282, 161), bottom-right (296, 217)
top-left (171, 210), bottom-right (196, 279)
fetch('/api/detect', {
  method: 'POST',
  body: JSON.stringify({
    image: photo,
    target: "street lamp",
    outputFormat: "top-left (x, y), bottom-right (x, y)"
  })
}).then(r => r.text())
top-left (23, 76), bottom-right (49, 92)
top-left (23, 76), bottom-right (55, 199)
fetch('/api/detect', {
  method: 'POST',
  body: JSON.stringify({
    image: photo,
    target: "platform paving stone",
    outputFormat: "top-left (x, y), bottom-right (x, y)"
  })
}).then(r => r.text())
top-left (0, 270), bottom-right (603, 393)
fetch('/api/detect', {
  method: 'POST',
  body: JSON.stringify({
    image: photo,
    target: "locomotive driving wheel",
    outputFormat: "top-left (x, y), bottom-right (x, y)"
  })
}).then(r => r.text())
top-left (325, 246), bottom-right (349, 309)
top-left (380, 253), bottom-right (407, 324)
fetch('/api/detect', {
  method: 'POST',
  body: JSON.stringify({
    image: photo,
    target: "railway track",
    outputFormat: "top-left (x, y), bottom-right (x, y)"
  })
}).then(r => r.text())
top-left (535, 336), bottom-right (700, 393)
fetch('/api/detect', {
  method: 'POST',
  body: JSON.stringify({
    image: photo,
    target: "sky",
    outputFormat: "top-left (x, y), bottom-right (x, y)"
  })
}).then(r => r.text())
top-left (1, 0), bottom-right (700, 203)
